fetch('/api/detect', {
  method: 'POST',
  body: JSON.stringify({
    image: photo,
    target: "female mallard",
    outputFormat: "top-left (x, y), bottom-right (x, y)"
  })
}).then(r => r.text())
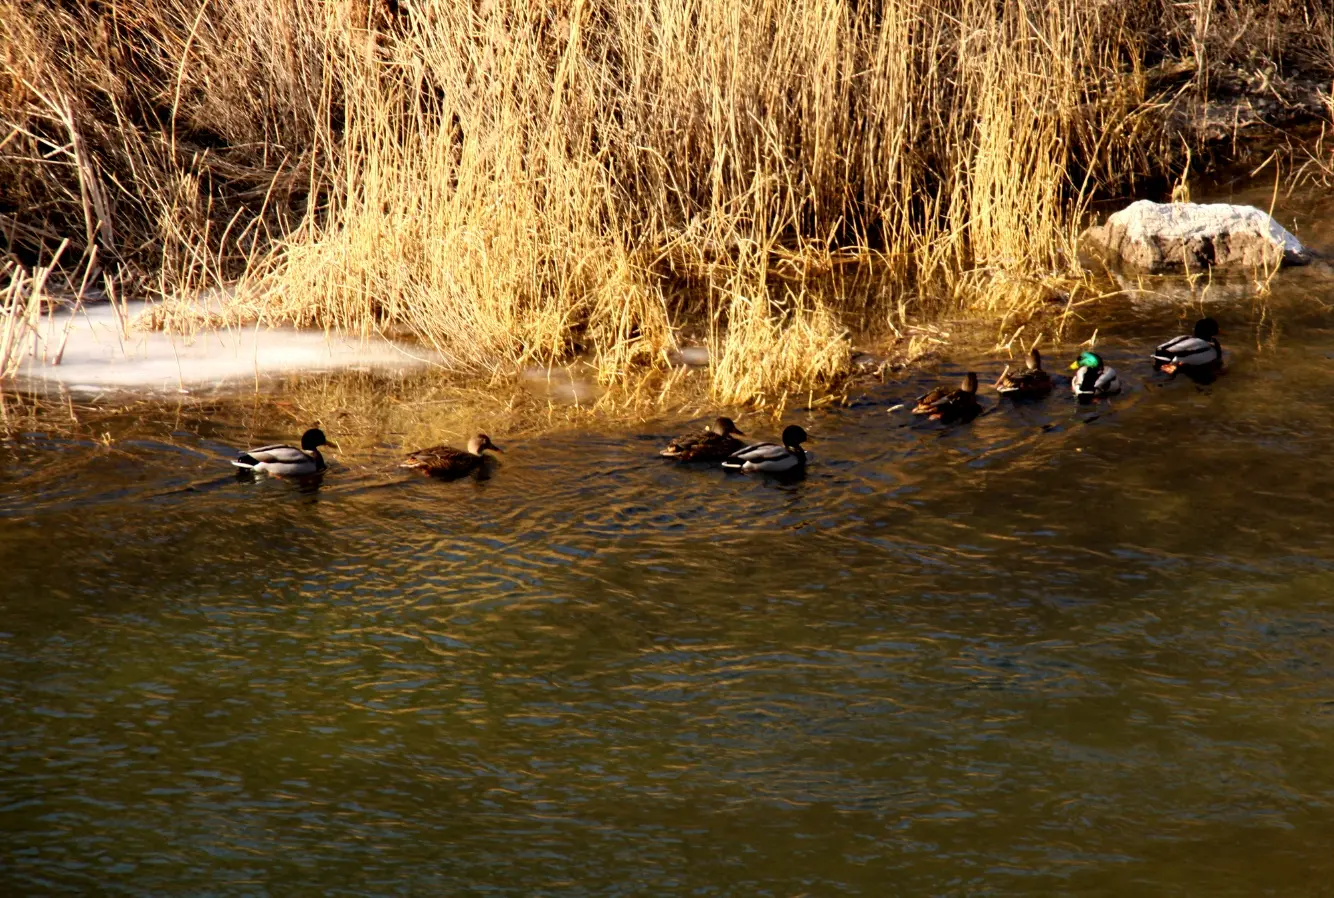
top-left (721, 424), bottom-right (809, 474)
top-left (1152, 317), bottom-right (1222, 374)
top-left (233, 427), bottom-right (330, 477)
top-left (1069, 351), bottom-right (1121, 398)
top-left (401, 433), bottom-right (501, 479)
top-left (994, 349), bottom-right (1053, 399)
top-left (913, 372), bottom-right (981, 423)
top-left (660, 416), bottom-right (745, 462)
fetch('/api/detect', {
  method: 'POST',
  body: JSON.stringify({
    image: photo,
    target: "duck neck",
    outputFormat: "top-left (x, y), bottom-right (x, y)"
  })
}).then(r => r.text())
top-left (309, 447), bottom-right (326, 471)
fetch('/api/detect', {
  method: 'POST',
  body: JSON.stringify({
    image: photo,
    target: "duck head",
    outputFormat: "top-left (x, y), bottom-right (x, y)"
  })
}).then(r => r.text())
top-left (468, 433), bottom-right (502, 455)
top-left (781, 424), bottom-right (809, 448)
top-left (1070, 351), bottom-right (1103, 371)
top-left (712, 416), bottom-right (744, 437)
top-left (1026, 349), bottom-right (1043, 371)
top-left (301, 427), bottom-right (330, 451)
top-left (961, 371), bottom-right (978, 394)
top-left (1194, 317), bottom-right (1220, 340)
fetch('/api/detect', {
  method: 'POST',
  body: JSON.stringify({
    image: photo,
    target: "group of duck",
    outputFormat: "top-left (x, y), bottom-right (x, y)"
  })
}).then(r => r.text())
top-left (912, 315), bottom-right (1222, 425)
top-left (231, 317), bottom-right (1224, 479)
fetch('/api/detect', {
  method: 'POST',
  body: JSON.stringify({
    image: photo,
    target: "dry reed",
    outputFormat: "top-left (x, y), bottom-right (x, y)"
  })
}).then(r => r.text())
top-left (2, 0), bottom-right (1332, 403)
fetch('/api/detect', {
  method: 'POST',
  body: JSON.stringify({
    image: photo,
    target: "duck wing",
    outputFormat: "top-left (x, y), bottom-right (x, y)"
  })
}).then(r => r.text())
top-left (721, 441), bottom-right (803, 472)
top-left (1074, 366), bottom-right (1121, 395)
top-left (1095, 366), bottom-right (1122, 393)
top-left (401, 445), bottom-right (479, 478)
top-left (663, 431), bottom-right (742, 462)
top-left (234, 443), bottom-right (320, 475)
top-left (912, 386), bottom-right (951, 414)
top-left (660, 428), bottom-right (709, 457)
top-left (996, 368), bottom-right (1051, 395)
top-left (721, 441), bottom-right (782, 467)
top-left (1152, 335), bottom-right (1219, 367)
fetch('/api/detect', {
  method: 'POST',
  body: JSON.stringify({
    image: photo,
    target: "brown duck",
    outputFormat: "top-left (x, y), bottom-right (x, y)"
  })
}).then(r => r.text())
top-left (660, 416), bottom-right (745, 462)
top-left (401, 433), bottom-right (501, 479)
top-left (912, 372), bottom-right (982, 423)
top-left (994, 349), bottom-right (1054, 399)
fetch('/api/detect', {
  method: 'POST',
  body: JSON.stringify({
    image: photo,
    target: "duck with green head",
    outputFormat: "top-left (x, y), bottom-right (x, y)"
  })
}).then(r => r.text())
top-left (994, 349), bottom-right (1053, 399)
top-left (1069, 351), bottom-right (1121, 398)
top-left (913, 372), bottom-right (982, 423)
top-left (1152, 317), bottom-right (1222, 374)
top-left (660, 416), bottom-right (746, 462)
top-left (233, 427), bottom-right (331, 477)
top-left (721, 424), bottom-right (810, 474)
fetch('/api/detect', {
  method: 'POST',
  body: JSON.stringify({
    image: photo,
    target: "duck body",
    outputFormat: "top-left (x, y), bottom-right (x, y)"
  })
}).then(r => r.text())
top-left (913, 372), bottom-right (982, 423)
top-left (660, 416), bottom-right (746, 462)
top-left (1069, 351), bottom-right (1121, 398)
top-left (234, 428), bottom-right (329, 477)
top-left (1153, 317), bottom-right (1222, 374)
top-left (995, 350), bottom-right (1053, 399)
top-left (402, 433), bottom-right (501, 480)
top-left (721, 425), bottom-right (809, 474)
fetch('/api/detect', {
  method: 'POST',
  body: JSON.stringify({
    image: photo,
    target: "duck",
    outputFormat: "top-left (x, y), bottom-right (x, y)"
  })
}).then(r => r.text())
top-left (1152, 317), bottom-right (1222, 374)
top-left (994, 349), bottom-right (1053, 399)
top-left (401, 433), bottom-right (501, 479)
top-left (1069, 351), bottom-right (1122, 398)
top-left (660, 416), bottom-right (746, 462)
top-left (233, 427), bottom-right (330, 477)
top-left (721, 424), bottom-right (809, 474)
top-left (912, 372), bottom-right (982, 423)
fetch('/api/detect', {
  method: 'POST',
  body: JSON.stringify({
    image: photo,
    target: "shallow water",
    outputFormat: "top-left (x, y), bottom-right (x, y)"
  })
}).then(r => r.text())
top-left (6, 190), bottom-right (1334, 894)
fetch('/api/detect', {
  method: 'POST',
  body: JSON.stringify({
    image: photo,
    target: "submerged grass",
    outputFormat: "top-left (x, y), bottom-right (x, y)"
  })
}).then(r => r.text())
top-left (2, 0), bottom-right (1332, 406)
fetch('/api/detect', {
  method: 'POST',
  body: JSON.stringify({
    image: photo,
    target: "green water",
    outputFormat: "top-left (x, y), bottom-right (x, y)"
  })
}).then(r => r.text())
top-left (6, 194), bottom-right (1334, 895)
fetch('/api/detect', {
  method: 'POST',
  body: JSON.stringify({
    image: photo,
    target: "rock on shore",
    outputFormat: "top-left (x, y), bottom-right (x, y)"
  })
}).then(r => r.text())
top-left (1082, 200), bottom-right (1311, 273)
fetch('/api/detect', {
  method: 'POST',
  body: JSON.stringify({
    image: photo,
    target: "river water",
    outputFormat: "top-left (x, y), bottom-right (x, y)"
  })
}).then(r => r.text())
top-left (5, 187), bottom-right (1334, 894)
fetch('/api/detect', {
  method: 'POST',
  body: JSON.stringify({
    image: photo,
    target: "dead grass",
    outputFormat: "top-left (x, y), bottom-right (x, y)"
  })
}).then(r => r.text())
top-left (2, 0), bottom-right (1332, 406)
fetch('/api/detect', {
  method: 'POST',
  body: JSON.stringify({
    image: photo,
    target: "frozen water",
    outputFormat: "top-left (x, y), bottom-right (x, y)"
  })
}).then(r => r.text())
top-left (13, 302), bottom-right (438, 395)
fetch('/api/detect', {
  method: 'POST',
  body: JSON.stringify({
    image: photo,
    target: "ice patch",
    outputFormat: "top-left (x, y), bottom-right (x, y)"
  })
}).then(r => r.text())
top-left (13, 301), bottom-right (437, 394)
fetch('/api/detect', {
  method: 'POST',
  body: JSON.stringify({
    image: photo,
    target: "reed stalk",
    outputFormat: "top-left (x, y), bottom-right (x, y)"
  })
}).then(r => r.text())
top-left (2, 0), bottom-right (1331, 402)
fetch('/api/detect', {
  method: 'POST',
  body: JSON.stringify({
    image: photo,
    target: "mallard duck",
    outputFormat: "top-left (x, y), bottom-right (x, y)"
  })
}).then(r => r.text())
top-left (233, 427), bottom-right (330, 477)
top-left (1069, 351), bottom-right (1121, 398)
top-left (913, 372), bottom-right (982, 423)
top-left (721, 424), bottom-right (809, 474)
top-left (660, 416), bottom-right (746, 462)
top-left (1152, 317), bottom-right (1222, 374)
top-left (401, 433), bottom-right (501, 479)
top-left (994, 349), bottom-right (1053, 399)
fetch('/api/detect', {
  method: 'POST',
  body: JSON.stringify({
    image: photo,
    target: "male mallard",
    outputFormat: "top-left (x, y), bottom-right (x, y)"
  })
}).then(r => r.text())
top-left (1069, 351), bottom-right (1121, 398)
top-left (233, 427), bottom-right (330, 477)
top-left (1152, 317), bottom-right (1222, 374)
top-left (721, 424), bottom-right (809, 474)
top-left (660, 416), bottom-right (746, 462)
top-left (913, 372), bottom-right (982, 423)
top-left (994, 349), bottom-right (1053, 399)
top-left (401, 433), bottom-right (501, 479)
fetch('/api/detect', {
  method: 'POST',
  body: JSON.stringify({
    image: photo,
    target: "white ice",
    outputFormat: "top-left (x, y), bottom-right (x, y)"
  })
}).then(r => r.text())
top-left (13, 301), bottom-right (438, 395)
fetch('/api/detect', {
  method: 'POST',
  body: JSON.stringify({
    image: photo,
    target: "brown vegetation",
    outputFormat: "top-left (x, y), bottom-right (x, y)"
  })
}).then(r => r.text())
top-left (2, 0), bottom-right (1332, 403)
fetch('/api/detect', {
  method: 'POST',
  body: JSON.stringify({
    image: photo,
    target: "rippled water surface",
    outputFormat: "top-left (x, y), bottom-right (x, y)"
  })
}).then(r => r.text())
top-left (7, 193), bottom-right (1334, 896)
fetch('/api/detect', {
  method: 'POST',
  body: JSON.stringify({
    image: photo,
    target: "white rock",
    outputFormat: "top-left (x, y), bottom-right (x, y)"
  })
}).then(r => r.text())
top-left (1082, 200), bottom-right (1310, 273)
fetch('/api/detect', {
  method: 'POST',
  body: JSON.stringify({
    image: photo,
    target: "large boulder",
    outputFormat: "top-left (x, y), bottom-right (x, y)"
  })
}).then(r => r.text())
top-left (1082, 200), bottom-right (1311, 273)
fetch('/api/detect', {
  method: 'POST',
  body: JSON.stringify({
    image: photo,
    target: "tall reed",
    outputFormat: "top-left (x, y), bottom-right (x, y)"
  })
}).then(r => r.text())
top-left (3, 0), bottom-right (1332, 399)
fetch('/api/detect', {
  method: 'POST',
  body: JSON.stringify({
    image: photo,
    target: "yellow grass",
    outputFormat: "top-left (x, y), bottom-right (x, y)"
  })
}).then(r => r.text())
top-left (2, 0), bottom-right (1332, 404)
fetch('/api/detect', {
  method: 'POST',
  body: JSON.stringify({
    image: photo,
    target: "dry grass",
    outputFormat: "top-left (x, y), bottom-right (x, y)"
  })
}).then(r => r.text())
top-left (2, 0), bottom-right (1332, 405)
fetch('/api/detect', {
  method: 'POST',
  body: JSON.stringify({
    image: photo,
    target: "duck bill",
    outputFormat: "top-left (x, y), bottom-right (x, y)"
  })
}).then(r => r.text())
top-left (1068, 361), bottom-right (1080, 370)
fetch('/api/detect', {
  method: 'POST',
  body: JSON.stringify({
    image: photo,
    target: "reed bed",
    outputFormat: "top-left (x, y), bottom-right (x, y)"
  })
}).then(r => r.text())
top-left (2, 0), bottom-right (1332, 404)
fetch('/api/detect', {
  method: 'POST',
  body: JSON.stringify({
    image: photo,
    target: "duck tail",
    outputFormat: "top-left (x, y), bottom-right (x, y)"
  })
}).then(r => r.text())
top-left (233, 454), bottom-right (259, 469)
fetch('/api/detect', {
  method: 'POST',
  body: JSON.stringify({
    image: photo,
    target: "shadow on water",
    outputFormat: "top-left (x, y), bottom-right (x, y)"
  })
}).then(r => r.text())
top-left (6, 194), bottom-right (1334, 894)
